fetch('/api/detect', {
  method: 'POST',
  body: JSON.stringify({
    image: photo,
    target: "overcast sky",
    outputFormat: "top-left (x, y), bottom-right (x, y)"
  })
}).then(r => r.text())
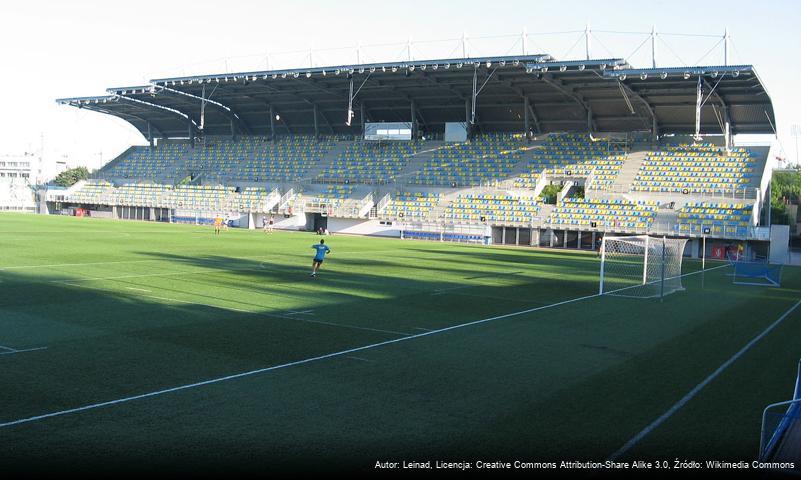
top-left (1, 0), bottom-right (799, 171)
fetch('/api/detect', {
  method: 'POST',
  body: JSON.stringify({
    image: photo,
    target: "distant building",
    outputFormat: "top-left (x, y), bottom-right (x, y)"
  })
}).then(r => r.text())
top-left (0, 153), bottom-right (38, 212)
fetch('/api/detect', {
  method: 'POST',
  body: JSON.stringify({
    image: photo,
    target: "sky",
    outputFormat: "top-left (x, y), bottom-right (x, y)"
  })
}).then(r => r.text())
top-left (0, 0), bottom-right (799, 174)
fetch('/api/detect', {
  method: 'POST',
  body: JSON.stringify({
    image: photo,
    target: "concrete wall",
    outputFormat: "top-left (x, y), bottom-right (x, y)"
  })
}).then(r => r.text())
top-left (770, 224), bottom-right (790, 264)
top-left (326, 217), bottom-right (401, 237)
top-left (255, 212), bottom-right (307, 231)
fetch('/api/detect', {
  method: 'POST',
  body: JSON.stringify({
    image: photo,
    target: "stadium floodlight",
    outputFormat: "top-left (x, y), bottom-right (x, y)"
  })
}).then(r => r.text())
top-left (683, 72), bottom-right (691, 80)
top-left (619, 74), bottom-right (626, 81)
top-left (640, 73), bottom-right (647, 80)
top-left (660, 72), bottom-right (668, 79)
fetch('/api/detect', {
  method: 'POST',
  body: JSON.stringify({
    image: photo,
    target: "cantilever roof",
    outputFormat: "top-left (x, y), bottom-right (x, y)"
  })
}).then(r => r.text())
top-left (57, 54), bottom-right (775, 138)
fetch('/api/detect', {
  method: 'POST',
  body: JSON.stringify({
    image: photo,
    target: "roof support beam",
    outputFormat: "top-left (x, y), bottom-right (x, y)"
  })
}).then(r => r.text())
top-left (701, 78), bottom-right (731, 148)
top-left (151, 85), bottom-right (253, 135)
top-left (540, 73), bottom-right (597, 131)
top-left (269, 104), bottom-right (276, 141)
top-left (313, 104), bottom-right (319, 138)
top-left (616, 80), bottom-right (658, 142)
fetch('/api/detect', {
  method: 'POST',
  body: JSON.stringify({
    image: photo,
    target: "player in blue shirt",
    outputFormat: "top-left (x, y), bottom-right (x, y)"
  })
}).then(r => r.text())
top-left (310, 239), bottom-right (331, 277)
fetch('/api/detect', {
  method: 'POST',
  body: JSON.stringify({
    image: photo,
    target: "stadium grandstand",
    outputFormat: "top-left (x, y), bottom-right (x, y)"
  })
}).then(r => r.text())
top-left (53, 51), bottom-right (777, 260)
top-left (4, 13), bottom-right (800, 473)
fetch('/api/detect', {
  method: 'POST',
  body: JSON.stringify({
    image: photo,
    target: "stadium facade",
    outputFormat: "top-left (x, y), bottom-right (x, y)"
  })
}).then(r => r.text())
top-left (52, 51), bottom-right (781, 260)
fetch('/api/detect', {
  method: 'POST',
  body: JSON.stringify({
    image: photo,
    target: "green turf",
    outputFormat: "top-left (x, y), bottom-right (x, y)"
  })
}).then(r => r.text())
top-left (1, 212), bottom-right (799, 472)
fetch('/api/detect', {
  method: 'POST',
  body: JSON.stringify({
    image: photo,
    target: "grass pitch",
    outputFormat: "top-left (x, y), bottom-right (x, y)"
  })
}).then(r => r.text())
top-left (1, 213), bottom-right (799, 472)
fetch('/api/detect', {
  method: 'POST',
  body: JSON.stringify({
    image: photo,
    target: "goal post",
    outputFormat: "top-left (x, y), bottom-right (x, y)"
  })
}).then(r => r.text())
top-left (600, 235), bottom-right (688, 299)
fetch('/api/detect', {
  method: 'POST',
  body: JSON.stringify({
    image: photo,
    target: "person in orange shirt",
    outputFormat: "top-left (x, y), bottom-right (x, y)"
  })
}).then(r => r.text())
top-left (213, 215), bottom-right (223, 235)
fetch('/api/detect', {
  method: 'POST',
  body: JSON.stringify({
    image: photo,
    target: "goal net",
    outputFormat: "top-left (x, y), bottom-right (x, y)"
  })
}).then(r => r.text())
top-left (600, 235), bottom-right (688, 298)
top-left (732, 261), bottom-right (783, 287)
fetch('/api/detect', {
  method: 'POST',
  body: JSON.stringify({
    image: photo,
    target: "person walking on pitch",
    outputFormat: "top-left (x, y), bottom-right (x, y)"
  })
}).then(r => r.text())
top-left (310, 239), bottom-right (331, 277)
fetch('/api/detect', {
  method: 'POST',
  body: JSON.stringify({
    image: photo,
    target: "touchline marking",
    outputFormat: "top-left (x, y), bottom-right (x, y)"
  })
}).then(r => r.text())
top-left (0, 263), bottom-right (726, 429)
top-left (125, 287), bottom-right (152, 293)
top-left (607, 297), bottom-right (801, 461)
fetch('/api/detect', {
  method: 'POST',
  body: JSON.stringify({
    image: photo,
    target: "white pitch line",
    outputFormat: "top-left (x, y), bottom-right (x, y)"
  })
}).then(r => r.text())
top-left (0, 347), bottom-right (48, 356)
top-left (414, 327), bottom-right (434, 331)
top-left (0, 263), bottom-right (729, 429)
top-left (607, 297), bottom-right (801, 461)
top-left (125, 287), bottom-right (152, 293)
top-left (0, 344), bottom-right (18, 352)
top-left (0, 289), bottom-right (604, 429)
top-left (0, 259), bottom-right (157, 271)
top-left (345, 356), bottom-right (373, 363)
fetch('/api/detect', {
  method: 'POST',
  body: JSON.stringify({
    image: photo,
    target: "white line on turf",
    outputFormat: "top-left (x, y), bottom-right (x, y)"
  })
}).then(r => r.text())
top-left (0, 347), bottom-right (48, 356)
top-left (0, 263), bottom-right (729, 429)
top-left (125, 287), bottom-right (152, 293)
top-left (607, 297), bottom-right (801, 461)
top-left (0, 259), bottom-right (158, 271)
top-left (345, 356), bottom-right (373, 363)
top-left (142, 294), bottom-right (408, 336)
top-left (0, 344), bottom-right (18, 352)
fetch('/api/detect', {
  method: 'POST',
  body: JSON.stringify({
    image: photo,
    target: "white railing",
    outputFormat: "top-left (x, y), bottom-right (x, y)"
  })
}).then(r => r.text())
top-left (278, 188), bottom-right (295, 210)
top-left (358, 193), bottom-right (374, 218)
top-left (375, 193), bottom-right (391, 214)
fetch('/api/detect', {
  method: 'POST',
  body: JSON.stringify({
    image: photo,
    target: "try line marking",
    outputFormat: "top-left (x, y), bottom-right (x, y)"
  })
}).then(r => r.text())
top-left (607, 297), bottom-right (801, 461)
top-left (0, 264), bottom-right (727, 430)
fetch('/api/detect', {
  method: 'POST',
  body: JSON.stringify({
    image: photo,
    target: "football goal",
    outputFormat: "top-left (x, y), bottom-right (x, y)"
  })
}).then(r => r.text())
top-left (599, 235), bottom-right (688, 299)
top-left (732, 261), bottom-right (783, 287)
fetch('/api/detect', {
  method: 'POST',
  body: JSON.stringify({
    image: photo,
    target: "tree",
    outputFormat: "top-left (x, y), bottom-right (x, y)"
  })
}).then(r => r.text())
top-left (770, 169), bottom-right (801, 225)
top-left (539, 184), bottom-right (561, 204)
top-left (53, 167), bottom-right (90, 187)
